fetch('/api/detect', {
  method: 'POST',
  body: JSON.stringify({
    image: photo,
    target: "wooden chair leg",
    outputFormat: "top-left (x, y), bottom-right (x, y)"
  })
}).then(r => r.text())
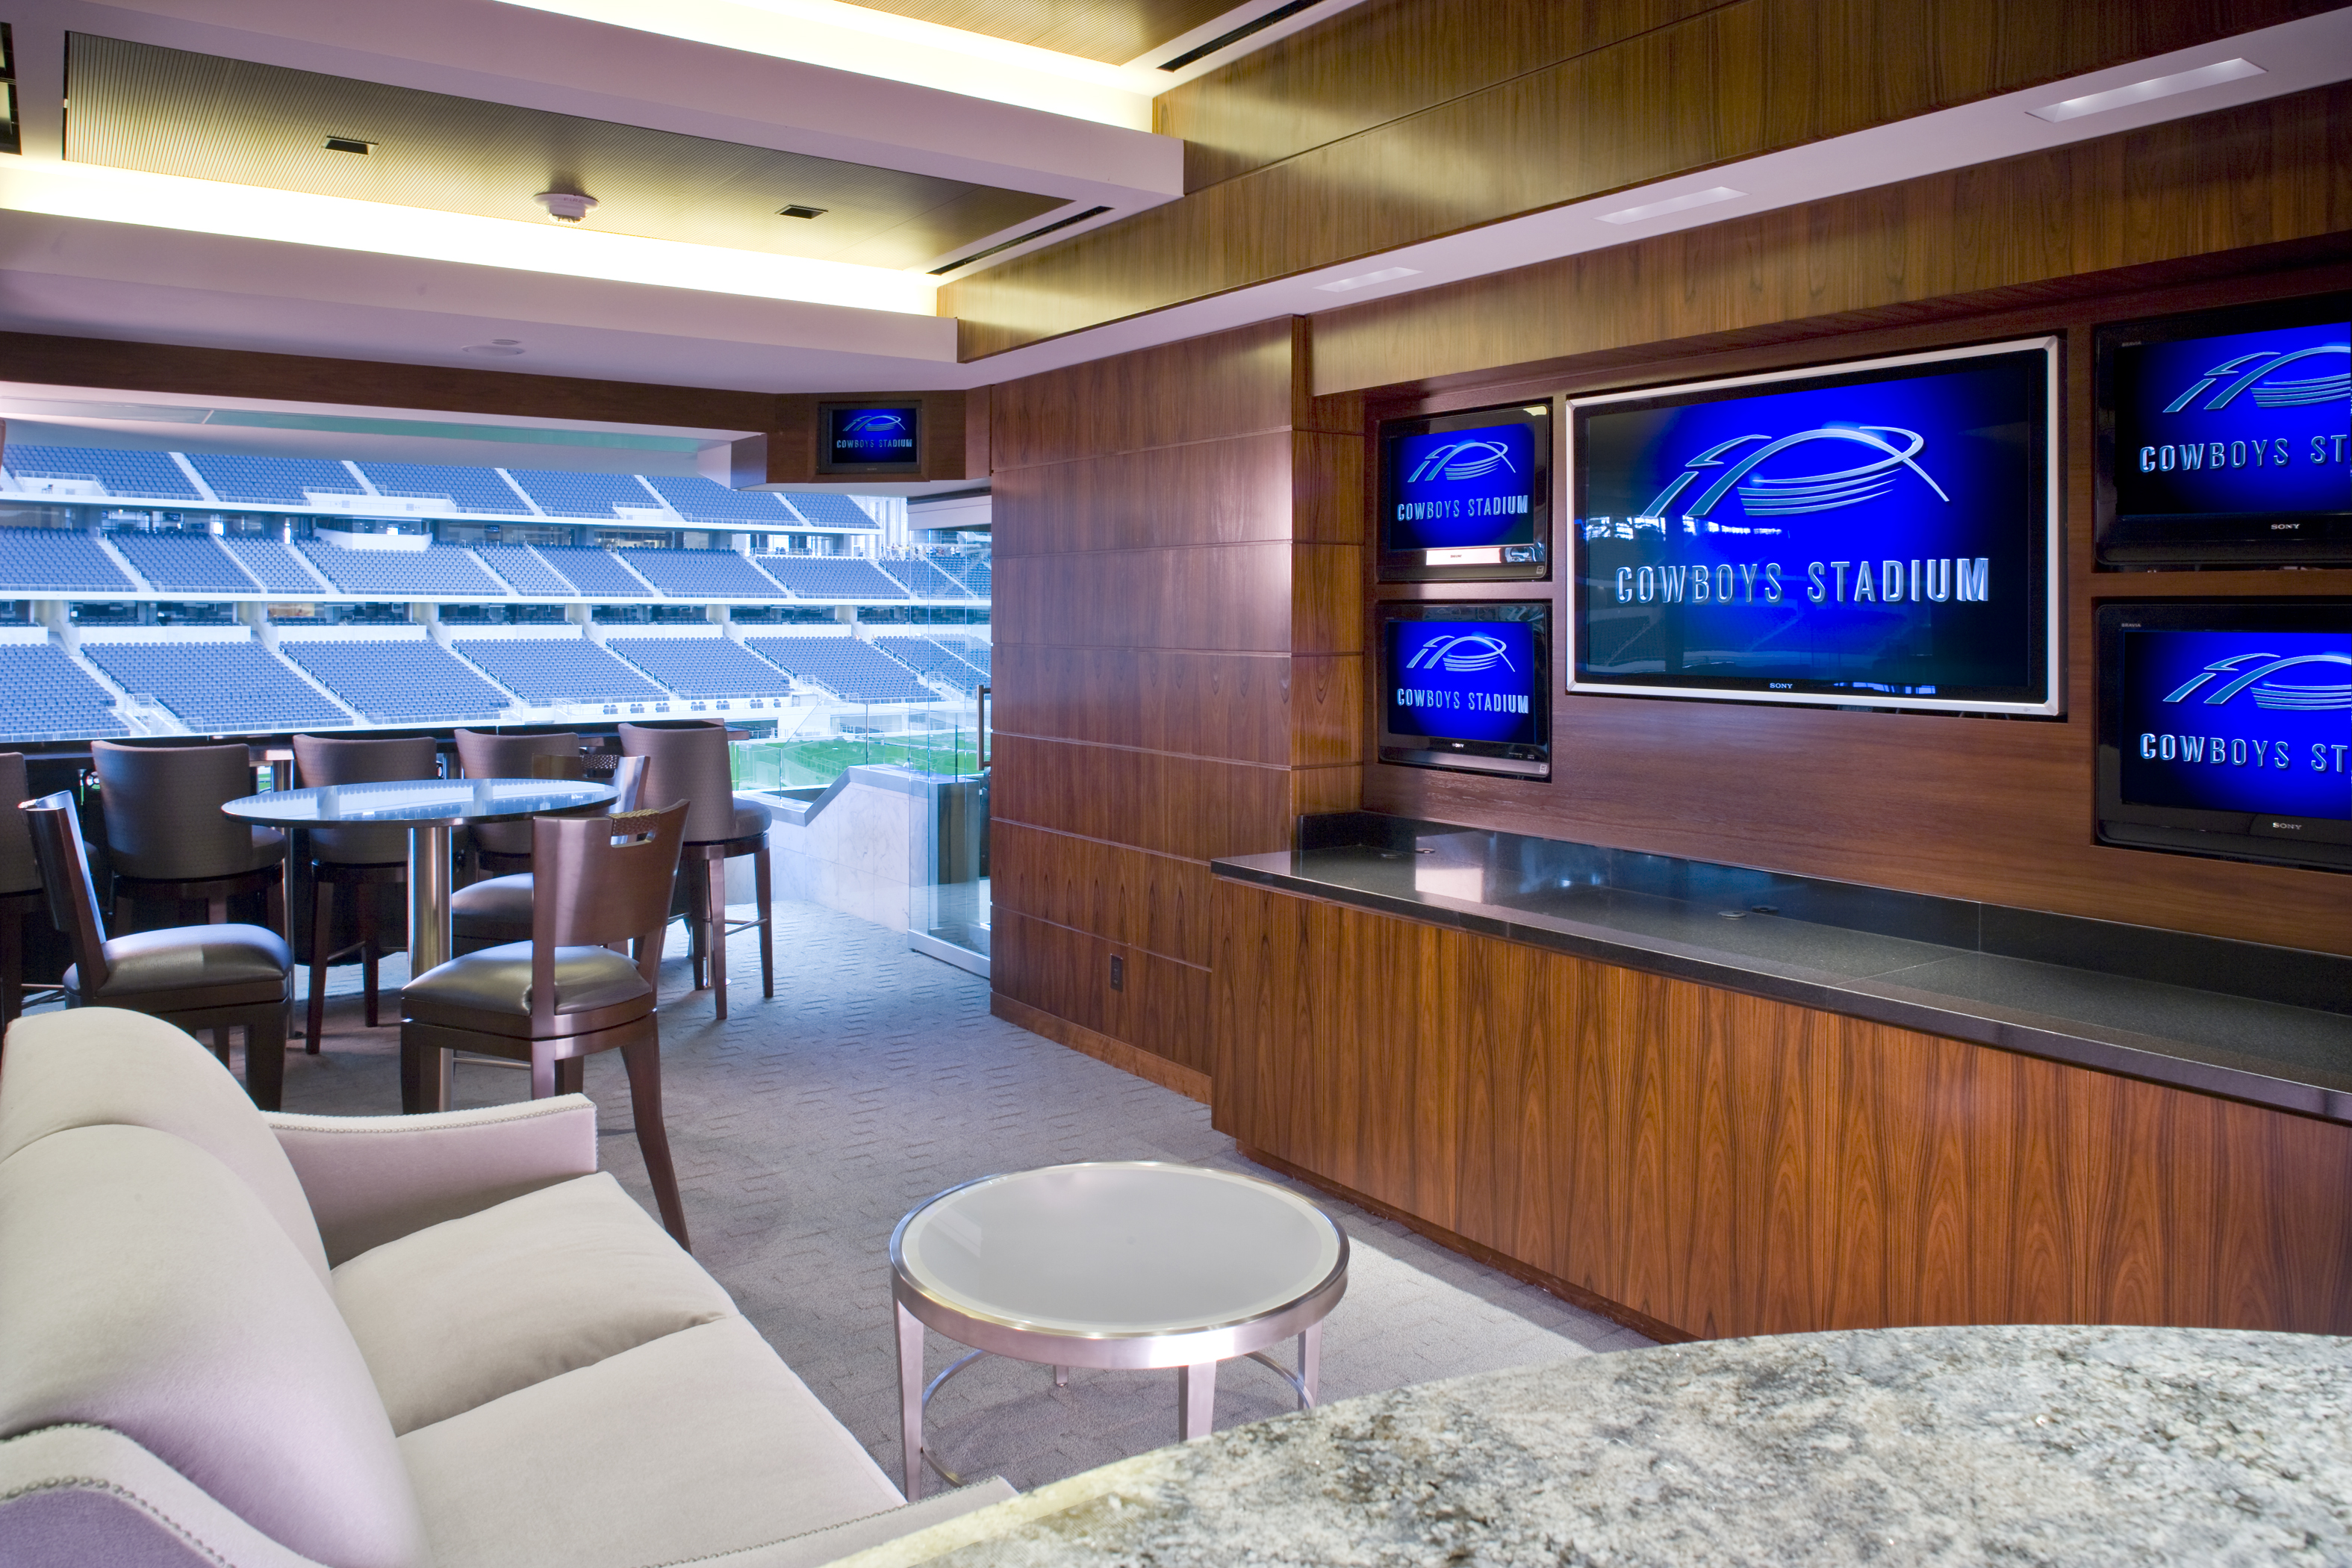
top-left (398, 1026), bottom-right (429, 1115)
top-left (554, 1057), bottom-right (585, 1095)
top-left (359, 894), bottom-right (381, 1028)
top-left (306, 883), bottom-right (332, 1051)
top-left (208, 894), bottom-right (228, 924)
top-left (688, 864), bottom-right (709, 990)
top-left (0, 907), bottom-right (20, 1030)
top-left (619, 1036), bottom-right (689, 1249)
top-left (706, 853), bottom-right (729, 1022)
top-left (529, 1042), bottom-right (557, 1101)
top-left (754, 844), bottom-right (774, 1001)
top-left (210, 1027), bottom-right (232, 1067)
top-left (245, 1009), bottom-right (285, 1113)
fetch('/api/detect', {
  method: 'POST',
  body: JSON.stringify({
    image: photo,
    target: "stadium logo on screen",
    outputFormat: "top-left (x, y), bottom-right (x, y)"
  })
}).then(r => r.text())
top-left (841, 412), bottom-right (909, 434)
top-left (2162, 345), bottom-right (2351, 412)
top-left (2162, 651), bottom-right (2352, 711)
top-left (1404, 633), bottom-right (1516, 674)
top-left (1406, 439), bottom-right (1517, 485)
top-left (1640, 426), bottom-right (1949, 521)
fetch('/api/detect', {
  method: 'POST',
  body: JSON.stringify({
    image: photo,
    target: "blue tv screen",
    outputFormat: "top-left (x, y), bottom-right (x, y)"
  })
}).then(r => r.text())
top-left (1378, 403), bottom-right (1549, 581)
top-left (1377, 603), bottom-right (1549, 777)
top-left (2097, 601), bottom-right (2352, 872)
top-left (818, 402), bottom-right (922, 473)
top-left (1568, 339), bottom-right (2058, 715)
top-left (2097, 294), bottom-right (2351, 564)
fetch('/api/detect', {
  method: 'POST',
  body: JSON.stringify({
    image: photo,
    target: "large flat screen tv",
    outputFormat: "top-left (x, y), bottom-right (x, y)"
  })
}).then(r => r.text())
top-left (1375, 600), bottom-right (1550, 778)
top-left (1567, 339), bottom-right (2059, 715)
top-left (2096, 600), bottom-right (2352, 873)
top-left (1378, 402), bottom-right (1550, 582)
top-left (2096, 293), bottom-right (2351, 566)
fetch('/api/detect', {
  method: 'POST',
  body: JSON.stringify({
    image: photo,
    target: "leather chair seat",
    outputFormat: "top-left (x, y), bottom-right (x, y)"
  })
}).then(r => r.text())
top-left (402, 945), bottom-right (654, 1040)
top-left (67, 924), bottom-right (293, 1011)
top-left (450, 874), bottom-right (534, 933)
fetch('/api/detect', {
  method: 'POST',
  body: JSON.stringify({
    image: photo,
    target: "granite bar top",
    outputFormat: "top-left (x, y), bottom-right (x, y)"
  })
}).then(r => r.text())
top-left (1211, 815), bottom-right (2352, 1125)
top-left (839, 1325), bottom-right (2352, 1567)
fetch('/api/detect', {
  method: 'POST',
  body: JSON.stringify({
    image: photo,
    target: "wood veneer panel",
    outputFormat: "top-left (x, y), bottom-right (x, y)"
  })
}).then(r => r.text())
top-left (992, 993), bottom-right (1212, 1104)
top-left (993, 544), bottom-right (1295, 653)
top-left (991, 432), bottom-right (1299, 556)
top-left (992, 734), bottom-right (1294, 860)
top-left (1213, 880), bottom-right (2352, 1337)
top-left (1292, 432), bottom-right (1368, 546)
top-left (989, 319), bottom-right (1298, 469)
top-left (1289, 653), bottom-right (1362, 768)
top-left (991, 820), bottom-right (1214, 968)
top-left (993, 645), bottom-right (1297, 764)
top-left (995, 908), bottom-right (1213, 1076)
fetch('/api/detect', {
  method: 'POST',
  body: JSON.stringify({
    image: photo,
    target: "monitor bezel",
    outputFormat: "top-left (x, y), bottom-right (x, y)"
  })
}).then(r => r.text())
top-left (1376, 401), bottom-right (1553, 583)
top-left (815, 402), bottom-right (925, 476)
top-left (1375, 600), bottom-right (1552, 780)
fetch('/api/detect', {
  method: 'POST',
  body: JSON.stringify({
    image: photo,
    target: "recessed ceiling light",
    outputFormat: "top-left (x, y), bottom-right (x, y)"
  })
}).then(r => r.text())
top-left (778, 205), bottom-right (829, 220)
top-left (2026, 57), bottom-right (2265, 123)
top-left (463, 341), bottom-right (526, 356)
top-left (323, 137), bottom-right (376, 155)
top-left (1596, 186), bottom-right (1745, 225)
top-left (533, 190), bottom-right (599, 223)
top-left (1316, 265), bottom-right (1420, 293)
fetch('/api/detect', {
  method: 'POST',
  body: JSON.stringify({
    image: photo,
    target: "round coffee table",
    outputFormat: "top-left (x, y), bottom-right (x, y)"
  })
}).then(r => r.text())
top-left (889, 1161), bottom-right (1348, 1498)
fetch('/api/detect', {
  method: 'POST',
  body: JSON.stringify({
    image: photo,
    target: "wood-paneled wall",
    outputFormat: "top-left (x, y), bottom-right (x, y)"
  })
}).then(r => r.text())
top-left (1213, 878), bottom-right (2352, 1339)
top-left (987, 320), bottom-right (1364, 1092)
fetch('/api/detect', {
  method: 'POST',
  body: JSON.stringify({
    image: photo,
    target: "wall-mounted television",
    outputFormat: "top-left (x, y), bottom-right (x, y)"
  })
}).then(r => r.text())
top-left (1378, 402), bottom-right (1550, 582)
top-left (2096, 600), bottom-right (2352, 873)
top-left (817, 402), bottom-right (923, 475)
top-left (1375, 600), bottom-right (1550, 778)
top-left (1567, 339), bottom-right (2059, 715)
top-left (2096, 293), bottom-right (2351, 566)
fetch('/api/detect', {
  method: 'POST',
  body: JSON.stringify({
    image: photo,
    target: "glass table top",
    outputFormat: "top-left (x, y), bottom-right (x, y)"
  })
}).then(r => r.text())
top-left (223, 778), bottom-right (616, 827)
top-left (893, 1162), bottom-right (1346, 1337)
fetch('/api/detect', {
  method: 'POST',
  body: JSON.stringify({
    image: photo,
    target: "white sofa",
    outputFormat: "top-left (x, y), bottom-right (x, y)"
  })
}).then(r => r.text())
top-left (0, 1008), bottom-right (1012, 1568)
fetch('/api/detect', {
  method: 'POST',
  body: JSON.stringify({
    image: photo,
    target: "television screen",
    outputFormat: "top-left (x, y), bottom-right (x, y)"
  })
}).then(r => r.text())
top-left (2097, 600), bottom-right (2352, 872)
top-left (1378, 402), bottom-right (1550, 581)
top-left (1376, 601), bottom-right (1550, 778)
top-left (2097, 293), bottom-right (2351, 565)
top-left (1568, 339), bottom-right (2058, 715)
top-left (818, 402), bottom-right (923, 474)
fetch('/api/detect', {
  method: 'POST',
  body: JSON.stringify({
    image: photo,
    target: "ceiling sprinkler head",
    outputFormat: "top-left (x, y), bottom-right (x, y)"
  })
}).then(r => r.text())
top-left (533, 190), bottom-right (599, 223)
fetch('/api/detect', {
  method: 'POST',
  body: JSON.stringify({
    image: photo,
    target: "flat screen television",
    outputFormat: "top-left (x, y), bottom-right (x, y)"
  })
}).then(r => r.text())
top-left (1567, 338), bottom-right (2059, 715)
top-left (2096, 600), bottom-right (2352, 872)
top-left (817, 402), bottom-right (923, 475)
top-left (2096, 293), bottom-right (2351, 566)
top-left (1375, 600), bottom-right (1550, 778)
top-left (1378, 402), bottom-right (1550, 582)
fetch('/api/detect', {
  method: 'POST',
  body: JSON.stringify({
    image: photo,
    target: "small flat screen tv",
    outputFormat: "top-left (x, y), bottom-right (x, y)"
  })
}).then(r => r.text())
top-left (1568, 338), bottom-right (2059, 715)
top-left (2096, 600), bottom-right (2352, 873)
top-left (1378, 402), bottom-right (1550, 582)
top-left (2096, 293), bottom-right (2351, 565)
top-left (818, 402), bottom-right (923, 475)
top-left (1376, 600), bottom-right (1550, 778)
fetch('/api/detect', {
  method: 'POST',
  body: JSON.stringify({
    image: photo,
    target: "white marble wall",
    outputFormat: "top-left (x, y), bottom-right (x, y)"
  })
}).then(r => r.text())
top-left (750, 770), bottom-right (927, 933)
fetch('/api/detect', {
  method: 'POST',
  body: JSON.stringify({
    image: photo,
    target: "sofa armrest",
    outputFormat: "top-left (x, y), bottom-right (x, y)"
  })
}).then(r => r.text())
top-left (1, 1425), bottom-right (330, 1568)
top-left (266, 1097), bottom-right (597, 1266)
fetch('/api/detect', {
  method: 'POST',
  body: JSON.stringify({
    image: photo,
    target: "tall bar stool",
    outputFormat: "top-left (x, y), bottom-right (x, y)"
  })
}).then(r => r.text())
top-left (0, 753), bottom-right (46, 1030)
top-left (400, 803), bottom-right (692, 1244)
top-left (450, 755), bottom-right (647, 956)
top-left (290, 732), bottom-right (439, 1046)
top-left (452, 729), bottom-right (582, 879)
top-left (619, 721), bottom-right (773, 1021)
top-left (92, 740), bottom-right (285, 930)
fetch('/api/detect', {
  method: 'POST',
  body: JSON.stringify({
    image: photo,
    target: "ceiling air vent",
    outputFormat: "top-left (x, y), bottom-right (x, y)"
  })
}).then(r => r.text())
top-left (778, 204), bottom-right (828, 220)
top-left (929, 205), bottom-right (1111, 276)
top-left (1157, 0), bottom-right (1321, 71)
top-left (323, 136), bottom-right (375, 155)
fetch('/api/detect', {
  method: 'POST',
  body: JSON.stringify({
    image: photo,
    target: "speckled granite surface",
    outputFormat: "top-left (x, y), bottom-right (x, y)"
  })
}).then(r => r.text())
top-left (833, 1325), bottom-right (2352, 1567)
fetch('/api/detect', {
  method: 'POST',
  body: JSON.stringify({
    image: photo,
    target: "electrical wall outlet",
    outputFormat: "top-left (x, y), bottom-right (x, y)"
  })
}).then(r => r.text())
top-left (1109, 954), bottom-right (1124, 991)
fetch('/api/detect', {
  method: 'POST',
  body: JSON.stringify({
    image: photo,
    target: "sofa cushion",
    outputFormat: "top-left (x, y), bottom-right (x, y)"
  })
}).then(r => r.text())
top-left (0, 1008), bottom-right (328, 1282)
top-left (401, 1316), bottom-right (903, 1568)
top-left (335, 1172), bottom-right (737, 1434)
top-left (0, 1124), bottom-right (428, 1568)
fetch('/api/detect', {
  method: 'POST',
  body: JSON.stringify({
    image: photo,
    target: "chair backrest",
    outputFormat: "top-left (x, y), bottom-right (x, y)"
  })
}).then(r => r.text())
top-left (528, 803), bottom-right (686, 1024)
top-left (453, 729), bottom-right (580, 780)
top-left (290, 734), bottom-right (440, 865)
top-left (92, 740), bottom-right (260, 883)
top-left (617, 721), bottom-right (737, 843)
top-left (19, 791), bottom-right (110, 992)
top-left (0, 753), bottom-right (40, 895)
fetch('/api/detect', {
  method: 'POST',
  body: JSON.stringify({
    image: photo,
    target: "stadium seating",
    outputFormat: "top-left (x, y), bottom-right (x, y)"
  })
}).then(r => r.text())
top-left (298, 541), bottom-right (507, 597)
top-left (108, 532), bottom-right (260, 593)
top-left (449, 635), bottom-right (668, 703)
top-left (473, 544), bottom-right (576, 595)
top-left (355, 461), bottom-right (533, 514)
top-left (80, 640), bottom-right (350, 732)
top-left (640, 476), bottom-right (798, 526)
top-left (874, 558), bottom-right (972, 598)
top-left (871, 635), bottom-right (987, 693)
top-left (504, 470), bottom-right (668, 519)
top-left (953, 558), bottom-right (992, 597)
top-left (946, 641), bottom-right (991, 679)
top-left (183, 454), bottom-right (364, 506)
top-left (280, 638), bottom-right (514, 722)
top-left (743, 636), bottom-right (933, 703)
top-left (756, 557), bottom-right (909, 600)
top-left (605, 637), bottom-right (797, 698)
top-left (5, 444), bottom-right (202, 501)
top-left (0, 530), bottom-right (139, 594)
top-left (220, 538), bottom-right (328, 593)
top-left (533, 547), bottom-right (653, 596)
top-left (617, 548), bottom-right (787, 599)
top-left (779, 494), bottom-right (877, 531)
top-left (0, 644), bottom-right (128, 740)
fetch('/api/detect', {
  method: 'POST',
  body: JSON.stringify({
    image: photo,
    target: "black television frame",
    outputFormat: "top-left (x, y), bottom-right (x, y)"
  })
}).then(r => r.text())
top-left (2094, 290), bottom-right (2352, 567)
top-left (2094, 598), bottom-right (2352, 874)
top-left (1375, 600), bottom-right (1552, 780)
top-left (1376, 401), bottom-right (1552, 583)
top-left (816, 401), bottom-right (924, 476)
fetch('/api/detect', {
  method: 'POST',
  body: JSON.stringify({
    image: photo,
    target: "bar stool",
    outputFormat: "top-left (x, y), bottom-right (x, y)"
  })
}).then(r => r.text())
top-left (92, 740), bottom-right (285, 930)
top-left (290, 733), bottom-right (439, 1046)
top-left (0, 753), bottom-right (46, 1030)
top-left (20, 791), bottom-right (293, 1109)
top-left (452, 729), bottom-right (582, 879)
top-left (450, 756), bottom-right (647, 954)
top-left (400, 803), bottom-right (692, 1244)
top-left (619, 721), bottom-right (773, 1021)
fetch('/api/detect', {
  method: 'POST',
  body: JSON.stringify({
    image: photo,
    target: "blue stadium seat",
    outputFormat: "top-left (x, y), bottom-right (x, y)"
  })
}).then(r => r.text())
top-left (504, 470), bottom-right (669, 520)
top-left (616, 549), bottom-right (787, 599)
top-left (109, 533), bottom-right (259, 593)
top-left (605, 638), bottom-right (798, 698)
top-left (280, 638), bottom-right (514, 722)
top-left (871, 635), bottom-right (986, 693)
top-left (183, 454), bottom-right (365, 506)
top-left (221, 538), bottom-right (327, 593)
top-left (639, 476), bottom-right (798, 526)
top-left (449, 635), bottom-right (669, 703)
top-left (80, 640), bottom-right (350, 732)
top-left (874, 558), bottom-right (971, 598)
top-left (532, 547), bottom-right (654, 596)
top-left (354, 462), bottom-right (534, 515)
top-left (778, 494), bottom-right (879, 531)
top-left (743, 636), bottom-right (933, 703)
top-left (298, 541), bottom-right (507, 597)
top-left (473, 544), bottom-right (576, 595)
top-left (0, 645), bottom-right (128, 741)
top-left (0, 530), bottom-right (138, 593)
top-left (4, 444), bottom-right (202, 501)
top-left (753, 557), bottom-right (909, 600)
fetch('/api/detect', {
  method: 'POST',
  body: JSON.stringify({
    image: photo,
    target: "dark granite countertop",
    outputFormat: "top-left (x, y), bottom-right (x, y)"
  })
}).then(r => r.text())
top-left (1211, 813), bottom-right (2352, 1125)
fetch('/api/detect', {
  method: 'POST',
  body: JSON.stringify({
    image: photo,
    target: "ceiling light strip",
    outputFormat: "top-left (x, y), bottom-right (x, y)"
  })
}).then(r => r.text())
top-left (930, 206), bottom-right (1112, 276)
top-left (1158, 0), bottom-right (1322, 70)
top-left (2027, 57), bottom-right (2265, 124)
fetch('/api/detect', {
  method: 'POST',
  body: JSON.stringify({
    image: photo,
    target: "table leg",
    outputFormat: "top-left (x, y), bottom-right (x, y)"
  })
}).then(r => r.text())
top-left (896, 1301), bottom-right (926, 1501)
top-left (408, 825), bottom-right (455, 1110)
top-left (1054, 1366), bottom-right (1068, 1388)
top-left (1299, 1324), bottom-right (1321, 1409)
top-left (1177, 1361), bottom-right (1217, 1441)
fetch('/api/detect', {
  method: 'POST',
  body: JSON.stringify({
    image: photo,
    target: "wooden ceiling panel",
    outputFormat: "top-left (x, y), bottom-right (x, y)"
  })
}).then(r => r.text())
top-left (836, 0), bottom-right (1241, 65)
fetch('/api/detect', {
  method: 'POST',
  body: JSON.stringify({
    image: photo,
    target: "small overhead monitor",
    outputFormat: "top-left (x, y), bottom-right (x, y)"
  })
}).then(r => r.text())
top-left (2096, 599), bottom-right (2352, 873)
top-left (1378, 402), bottom-right (1551, 582)
top-left (1375, 600), bottom-right (1551, 779)
top-left (818, 402), bottom-right (923, 475)
top-left (2096, 293), bottom-right (2351, 565)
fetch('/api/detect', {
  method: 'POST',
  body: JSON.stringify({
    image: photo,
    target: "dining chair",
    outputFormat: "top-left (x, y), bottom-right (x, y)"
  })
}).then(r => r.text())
top-left (0, 753), bottom-right (46, 1030)
top-left (449, 755), bottom-right (647, 953)
top-left (19, 791), bottom-right (293, 1110)
top-left (399, 801), bottom-right (691, 1245)
top-left (619, 721), bottom-right (773, 1021)
top-left (92, 740), bottom-right (285, 930)
top-left (452, 729), bottom-right (583, 878)
top-left (290, 732), bottom-right (439, 1047)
